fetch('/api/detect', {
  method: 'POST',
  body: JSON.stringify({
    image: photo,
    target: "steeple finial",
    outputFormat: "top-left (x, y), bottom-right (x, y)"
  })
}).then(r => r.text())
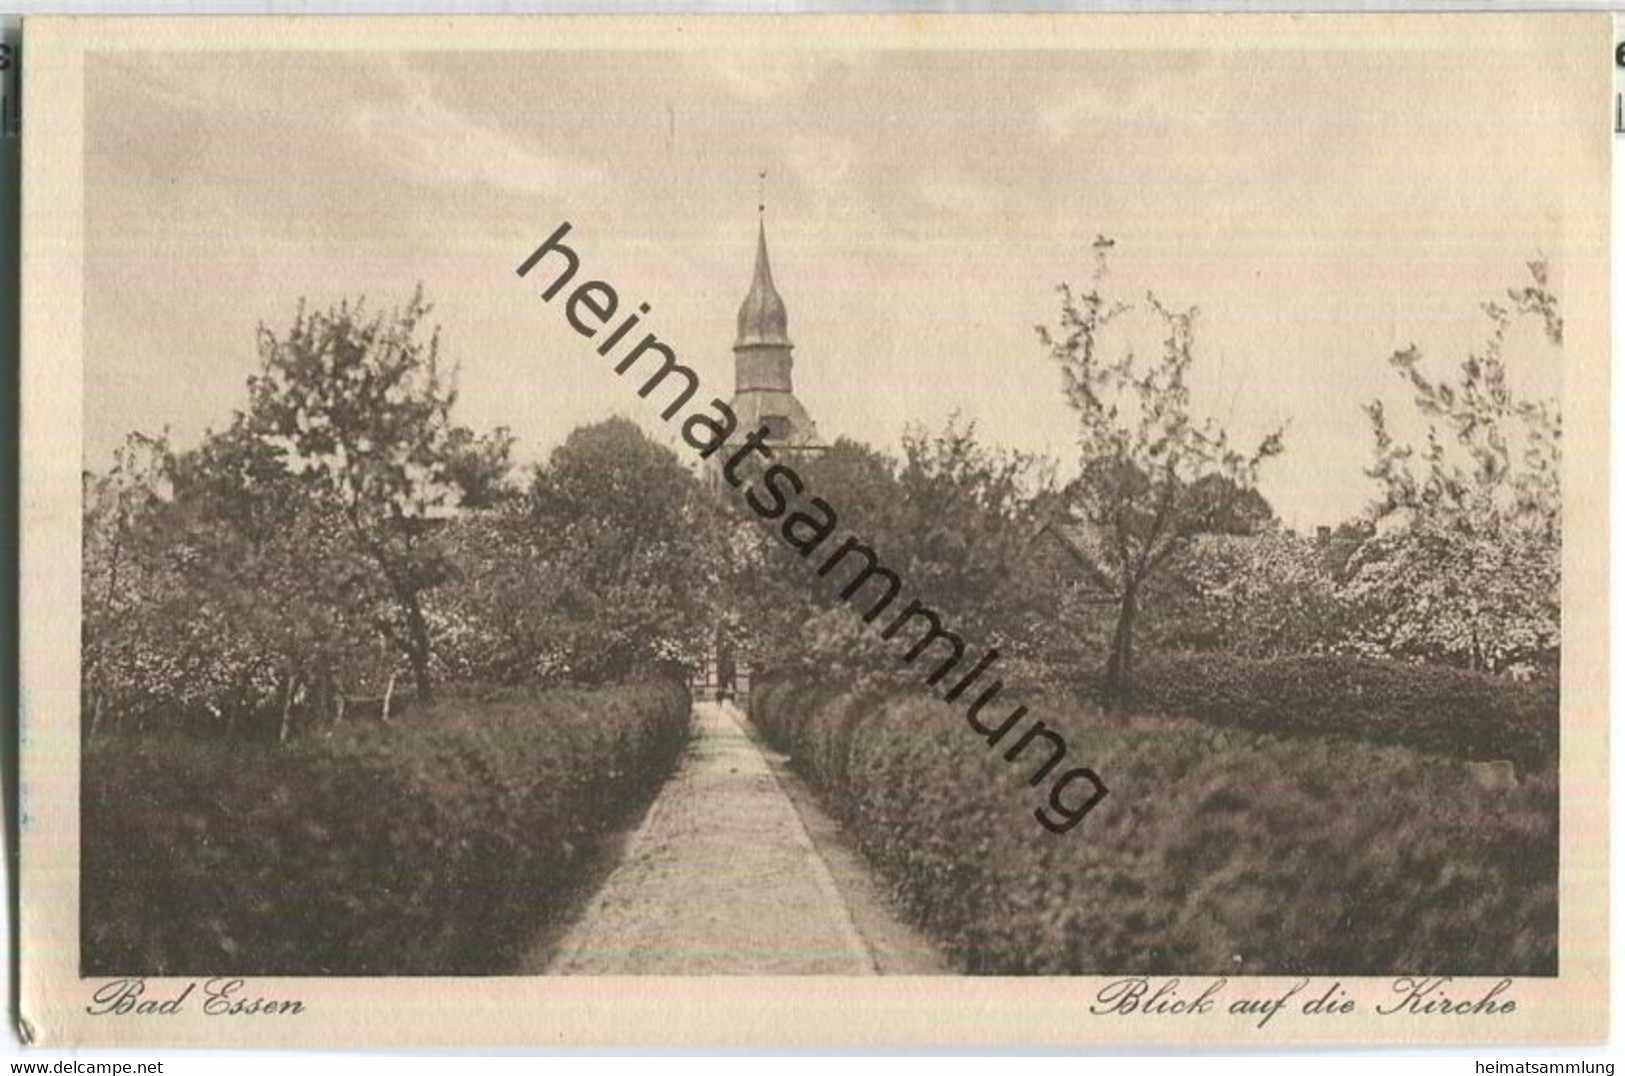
top-left (758, 168), bottom-right (767, 215)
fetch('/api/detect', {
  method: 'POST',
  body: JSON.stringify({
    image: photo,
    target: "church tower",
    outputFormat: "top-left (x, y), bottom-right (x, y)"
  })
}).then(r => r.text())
top-left (699, 211), bottom-right (824, 696)
top-left (727, 217), bottom-right (822, 454)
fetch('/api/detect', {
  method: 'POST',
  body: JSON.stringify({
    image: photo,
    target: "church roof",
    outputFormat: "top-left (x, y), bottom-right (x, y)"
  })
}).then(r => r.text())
top-left (735, 219), bottom-right (793, 350)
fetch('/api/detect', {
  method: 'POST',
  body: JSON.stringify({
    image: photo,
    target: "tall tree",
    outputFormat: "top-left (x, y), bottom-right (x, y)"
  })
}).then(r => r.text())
top-left (524, 418), bottom-right (724, 682)
top-left (1038, 237), bottom-right (1283, 694)
top-left (82, 432), bottom-right (173, 735)
top-left (729, 425), bottom-right (1056, 685)
top-left (1364, 259), bottom-right (1561, 536)
top-left (246, 288), bottom-right (513, 701)
top-left (1349, 260), bottom-right (1562, 673)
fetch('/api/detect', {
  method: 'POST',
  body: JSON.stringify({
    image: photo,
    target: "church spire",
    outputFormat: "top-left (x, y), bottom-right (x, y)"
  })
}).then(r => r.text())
top-left (735, 205), bottom-right (792, 350)
top-left (723, 191), bottom-right (821, 454)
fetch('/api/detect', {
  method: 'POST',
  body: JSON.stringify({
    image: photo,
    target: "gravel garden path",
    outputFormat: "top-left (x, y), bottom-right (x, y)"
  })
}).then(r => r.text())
top-left (541, 700), bottom-right (947, 975)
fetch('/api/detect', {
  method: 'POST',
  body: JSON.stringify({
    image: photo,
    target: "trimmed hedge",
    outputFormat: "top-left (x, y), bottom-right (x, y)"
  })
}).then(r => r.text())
top-left (1101, 652), bottom-right (1559, 772)
top-left (752, 677), bottom-right (1558, 976)
top-left (83, 680), bottom-right (690, 975)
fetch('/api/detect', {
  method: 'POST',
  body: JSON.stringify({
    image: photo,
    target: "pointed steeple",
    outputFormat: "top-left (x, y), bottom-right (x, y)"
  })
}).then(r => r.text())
top-left (735, 217), bottom-right (793, 350)
top-left (721, 200), bottom-right (820, 459)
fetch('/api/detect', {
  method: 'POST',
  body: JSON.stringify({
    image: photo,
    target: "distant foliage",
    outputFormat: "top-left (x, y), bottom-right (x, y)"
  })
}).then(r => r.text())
top-left (727, 437), bottom-right (905, 675)
top-left (729, 419), bottom-right (1055, 684)
top-left (1340, 521), bottom-right (1559, 675)
top-left (425, 419), bottom-right (730, 688)
top-left (892, 418), bottom-right (1058, 652)
top-left (1352, 261), bottom-right (1562, 673)
top-left (83, 433), bottom-right (180, 734)
top-left (162, 420), bottom-right (391, 735)
top-left (429, 503), bottom-right (572, 685)
top-left (752, 679), bottom-right (1557, 976)
top-left (1151, 532), bottom-right (1345, 659)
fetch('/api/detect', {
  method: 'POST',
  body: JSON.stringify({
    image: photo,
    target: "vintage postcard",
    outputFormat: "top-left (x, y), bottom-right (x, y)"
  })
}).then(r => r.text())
top-left (16, 13), bottom-right (1610, 1047)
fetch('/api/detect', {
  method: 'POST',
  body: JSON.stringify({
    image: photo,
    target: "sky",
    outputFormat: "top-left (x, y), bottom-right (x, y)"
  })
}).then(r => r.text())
top-left (84, 31), bottom-right (1596, 529)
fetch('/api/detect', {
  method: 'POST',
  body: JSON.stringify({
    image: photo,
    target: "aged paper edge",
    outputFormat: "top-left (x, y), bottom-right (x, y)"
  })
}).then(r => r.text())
top-left (16, 12), bottom-right (1611, 1048)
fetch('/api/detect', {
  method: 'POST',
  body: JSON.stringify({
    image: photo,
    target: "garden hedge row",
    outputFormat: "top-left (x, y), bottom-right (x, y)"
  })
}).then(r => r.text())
top-left (1097, 652), bottom-right (1559, 772)
top-left (83, 680), bottom-right (691, 975)
top-left (752, 676), bottom-right (1558, 976)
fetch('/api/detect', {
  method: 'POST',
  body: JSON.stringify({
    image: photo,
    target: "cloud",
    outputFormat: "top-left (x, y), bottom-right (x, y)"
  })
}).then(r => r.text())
top-left (94, 52), bottom-right (604, 200)
top-left (1036, 57), bottom-right (1220, 143)
top-left (785, 134), bottom-right (854, 194)
top-left (916, 175), bottom-right (1004, 216)
top-left (349, 58), bottom-right (604, 197)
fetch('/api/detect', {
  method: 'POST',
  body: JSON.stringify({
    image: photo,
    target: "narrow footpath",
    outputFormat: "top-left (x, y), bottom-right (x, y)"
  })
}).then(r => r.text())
top-left (540, 701), bottom-right (947, 975)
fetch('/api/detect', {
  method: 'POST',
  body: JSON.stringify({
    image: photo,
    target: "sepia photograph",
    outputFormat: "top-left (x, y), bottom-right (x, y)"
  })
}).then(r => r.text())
top-left (16, 12), bottom-right (1610, 1047)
